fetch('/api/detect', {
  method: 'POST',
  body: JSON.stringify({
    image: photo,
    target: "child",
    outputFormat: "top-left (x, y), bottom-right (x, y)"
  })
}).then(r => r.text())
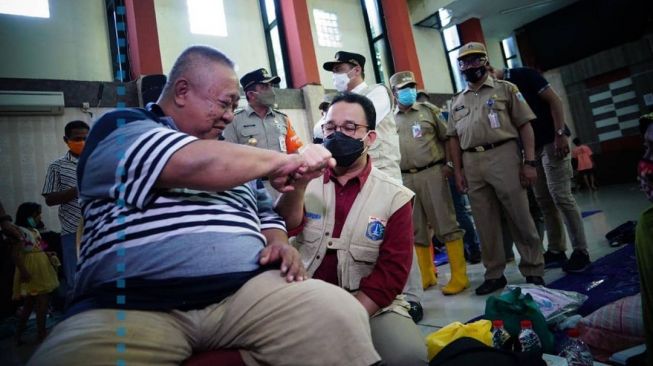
top-left (572, 138), bottom-right (598, 190)
top-left (10, 202), bottom-right (60, 344)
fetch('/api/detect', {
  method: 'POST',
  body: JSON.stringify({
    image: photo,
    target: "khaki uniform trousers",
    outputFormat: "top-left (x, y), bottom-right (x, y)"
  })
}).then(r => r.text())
top-left (462, 140), bottom-right (544, 279)
top-left (402, 164), bottom-right (464, 247)
top-left (28, 271), bottom-right (380, 366)
top-left (370, 311), bottom-right (428, 366)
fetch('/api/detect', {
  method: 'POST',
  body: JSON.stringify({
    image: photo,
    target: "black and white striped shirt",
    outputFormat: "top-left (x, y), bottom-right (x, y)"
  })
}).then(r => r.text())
top-left (42, 152), bottom-right (81, 235)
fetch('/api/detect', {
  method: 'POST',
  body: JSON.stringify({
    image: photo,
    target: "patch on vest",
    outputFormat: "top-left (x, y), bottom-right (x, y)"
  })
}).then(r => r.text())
top-left (366, 216), bottom-right (386, 240)
top-left (305, 212), bottom-right (321, 220)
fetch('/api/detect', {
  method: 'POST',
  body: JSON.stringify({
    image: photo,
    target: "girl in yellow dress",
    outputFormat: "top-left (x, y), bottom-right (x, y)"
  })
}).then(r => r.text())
top-left (10, 202), bottom-right (60, 343)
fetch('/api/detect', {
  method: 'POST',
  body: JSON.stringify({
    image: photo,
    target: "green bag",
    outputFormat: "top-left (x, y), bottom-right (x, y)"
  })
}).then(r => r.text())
top-left (484, 287), bottom-right (555, 353)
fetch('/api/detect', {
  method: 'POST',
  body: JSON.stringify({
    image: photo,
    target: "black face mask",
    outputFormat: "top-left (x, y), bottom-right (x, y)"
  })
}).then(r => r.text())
top-left (323, 131), bottom-right (365, 168)
top-left (462, 66), bottom-right (487, 83)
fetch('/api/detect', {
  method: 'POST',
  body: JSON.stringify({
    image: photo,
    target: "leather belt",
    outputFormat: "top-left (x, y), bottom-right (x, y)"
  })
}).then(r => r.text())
top-left (464, 139), bottom-right (514, 153)
top-left (401, 159), bottom-right (444, 174)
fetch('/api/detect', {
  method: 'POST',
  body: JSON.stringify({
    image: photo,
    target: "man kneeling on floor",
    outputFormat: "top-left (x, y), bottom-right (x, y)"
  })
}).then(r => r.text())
top-left (28, 46), bottom-right (381, 366)
top-left (277, 92), bottom-right (428, 366)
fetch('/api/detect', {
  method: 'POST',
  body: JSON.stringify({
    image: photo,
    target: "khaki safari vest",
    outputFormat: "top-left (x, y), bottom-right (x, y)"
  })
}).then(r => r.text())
top-left (293, 166), bottom-right (414, 315)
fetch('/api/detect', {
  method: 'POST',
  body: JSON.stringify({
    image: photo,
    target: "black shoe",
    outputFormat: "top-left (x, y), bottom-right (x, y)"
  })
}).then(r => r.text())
top-left (562, 250), bottom-right (591, 273)
top-left (525, 276), bottom-right (545, 286)
top-left (475, 276), bottom-right (507, 295)
top-left (407, 301), bottom-right (423, 323)
top-left (467, 249), bottom-right (482, 264)
top-left (543, 250), bottom-right (567, 268)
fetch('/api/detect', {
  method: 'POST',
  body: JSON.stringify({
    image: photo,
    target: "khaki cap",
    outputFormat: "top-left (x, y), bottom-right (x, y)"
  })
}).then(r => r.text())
top-left (389, 71), bottom-right (417, 89)
top-left (457, 42), bottom-right (487, 59)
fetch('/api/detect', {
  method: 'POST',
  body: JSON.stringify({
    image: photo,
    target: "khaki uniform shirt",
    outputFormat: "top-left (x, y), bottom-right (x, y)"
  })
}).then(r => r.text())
top-left (223, 104), bottom-right (300, 153)
top-left (394, 102), bottom-right (448, 171)
top-left (446, 76), bottom-right (536, 150)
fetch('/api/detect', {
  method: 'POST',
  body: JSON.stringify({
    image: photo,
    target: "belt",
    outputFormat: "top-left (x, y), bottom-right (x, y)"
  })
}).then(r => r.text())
top-left (464, 139), bottom-right (514, 153)
top-left (401, 159), bottom-right (444, 174)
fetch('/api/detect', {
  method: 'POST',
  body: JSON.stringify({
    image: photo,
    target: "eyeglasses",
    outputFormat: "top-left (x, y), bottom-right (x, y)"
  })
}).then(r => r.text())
top-left (322, 122), bottom-right (368, 136)
top-left (458, 57), bottom-right (487, 71)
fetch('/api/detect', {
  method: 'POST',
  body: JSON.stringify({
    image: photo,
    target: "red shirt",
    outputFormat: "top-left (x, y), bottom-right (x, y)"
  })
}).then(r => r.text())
top-left (292, 158), bottom-right (414, 308)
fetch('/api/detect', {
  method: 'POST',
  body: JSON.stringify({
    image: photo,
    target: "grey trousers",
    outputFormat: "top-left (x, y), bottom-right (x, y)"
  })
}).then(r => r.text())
top-left (532, 143), bottom-right (588, 252)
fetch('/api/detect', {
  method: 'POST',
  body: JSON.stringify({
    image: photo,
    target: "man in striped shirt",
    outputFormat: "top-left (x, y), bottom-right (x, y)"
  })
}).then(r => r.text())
top-left (30, 46), bottom-right (381, 366)
top-left (42, 120), bottom-right (89, 301)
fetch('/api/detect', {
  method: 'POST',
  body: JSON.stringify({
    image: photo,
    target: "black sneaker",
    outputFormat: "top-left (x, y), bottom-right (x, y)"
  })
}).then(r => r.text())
top-left (543, 250), bottom-right (568, 268)
top-left (475, 276), bottom-right (507, 295)
top-left (407, 301), bottom-right (423, 323)
top-left (562, 250), bottom-right (591, 273)
top-left (525, 276), bottom-right (545, 286)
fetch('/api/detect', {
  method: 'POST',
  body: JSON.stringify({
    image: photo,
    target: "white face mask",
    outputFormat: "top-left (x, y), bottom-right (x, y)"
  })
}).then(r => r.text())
top-left (333, 72), bottom-right (350, 92)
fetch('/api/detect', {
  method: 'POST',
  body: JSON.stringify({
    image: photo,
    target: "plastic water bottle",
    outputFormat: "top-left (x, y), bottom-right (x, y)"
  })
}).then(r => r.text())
top-left (517, 320), bottom-right (542, 353)
top-left (491, 320), bottom-right (512, 351)
top-left (559, 328), bottom-right (593, 366)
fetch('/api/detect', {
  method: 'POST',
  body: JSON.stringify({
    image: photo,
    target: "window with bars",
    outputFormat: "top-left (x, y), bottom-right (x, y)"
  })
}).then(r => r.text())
top-left (314, 9), bottom-right (342, 48)
top-left (259, 0), bottom-right (290, 88)
top-left (360, 0), bottom-right (393, 84)
top-left (501, 35), bottom-right (523, 69)
top-left (187, 0), bottom-right (227, 37)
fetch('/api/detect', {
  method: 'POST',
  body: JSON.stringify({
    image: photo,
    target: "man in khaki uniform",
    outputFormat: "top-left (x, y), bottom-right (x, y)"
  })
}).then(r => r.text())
top-left (447, 42), bottom-right (545, 295)
top-left (223, 68), bottom-right (303, 200)
top-left (390, 71), bottom-right (468, 295)
top-left (276, 92), bottom-right (427, 366)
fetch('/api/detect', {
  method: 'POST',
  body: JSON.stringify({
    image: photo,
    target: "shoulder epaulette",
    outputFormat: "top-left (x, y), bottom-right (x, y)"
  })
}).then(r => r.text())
top-left (272, 108), bottom-right (288, 117)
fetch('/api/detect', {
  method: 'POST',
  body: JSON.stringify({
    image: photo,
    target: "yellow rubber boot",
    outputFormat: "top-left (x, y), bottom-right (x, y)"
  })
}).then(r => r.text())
top-left (442, 238), bottom-right (469, 295)
top-left (415, 245), bottom-right (438, 289)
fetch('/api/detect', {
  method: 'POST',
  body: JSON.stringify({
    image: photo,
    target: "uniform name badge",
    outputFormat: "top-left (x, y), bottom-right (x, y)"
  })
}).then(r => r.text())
top-left (279, 135), bottom-right (287, 152)
top-left (366, 216), bottom-right (386, 240)
top-left (488, 111), bottom-right (500, 129)
top-left (412, 122), bottom-right (422, 138)
top-left (487, 98), bottom-right (500, 129)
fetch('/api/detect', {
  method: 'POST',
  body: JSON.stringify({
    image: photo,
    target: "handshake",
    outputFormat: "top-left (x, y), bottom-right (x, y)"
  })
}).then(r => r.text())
top-left (268, 144), bottom-right (337, 193)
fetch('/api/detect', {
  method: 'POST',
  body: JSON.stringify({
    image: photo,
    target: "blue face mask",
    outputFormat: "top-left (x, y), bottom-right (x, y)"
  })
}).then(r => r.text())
top-left (397, 88), bottom-right (417, 106)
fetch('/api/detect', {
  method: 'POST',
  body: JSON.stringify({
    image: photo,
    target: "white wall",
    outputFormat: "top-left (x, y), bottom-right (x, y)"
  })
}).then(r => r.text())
top-left (154, 0), bottom-right (270, 78)
top-left (485, 37), bottom-right (506, 70)
top-left (0, 0), bottom-right (113, 81)
top-left (412, 27), bottom-right (453, 94)
top-left (0, 108), bottom-right (111, 232)
top-left (307, 0), bottom-right (377, 87)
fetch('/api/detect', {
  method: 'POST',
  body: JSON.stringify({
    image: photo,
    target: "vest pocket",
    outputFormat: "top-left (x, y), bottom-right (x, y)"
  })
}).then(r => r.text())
top-left (349, 244), bottom-right (379, 264)
top-left (346, 243), bottom-right (379, 290)
top-left (294, 228), bottom-right (322, 271)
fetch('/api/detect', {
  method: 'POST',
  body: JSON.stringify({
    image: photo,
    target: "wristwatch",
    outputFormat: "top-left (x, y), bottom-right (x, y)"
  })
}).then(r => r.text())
top-left (555, 128), bottom-right (566, 136)
top-left (524, 160), bottom-right (538, 167)
top-left (446, 161), bottom-right (454, 169)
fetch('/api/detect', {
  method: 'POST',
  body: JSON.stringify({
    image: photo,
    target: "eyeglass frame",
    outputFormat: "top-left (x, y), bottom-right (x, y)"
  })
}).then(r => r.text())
top-left (322, 121), bottom-right (369, 136)
top-left (458, 56), bottom-right (488, 71)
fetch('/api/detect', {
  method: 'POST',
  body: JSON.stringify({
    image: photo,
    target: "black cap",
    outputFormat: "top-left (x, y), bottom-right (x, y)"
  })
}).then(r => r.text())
top-left (322, 51), bottom-right (365, 71)
top-left (240, 68), bottom-right (281, 90)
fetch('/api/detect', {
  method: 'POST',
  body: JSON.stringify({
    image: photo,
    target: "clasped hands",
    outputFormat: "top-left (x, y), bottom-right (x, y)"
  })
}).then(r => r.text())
top-left (269, 144), bottom-right (336, 193)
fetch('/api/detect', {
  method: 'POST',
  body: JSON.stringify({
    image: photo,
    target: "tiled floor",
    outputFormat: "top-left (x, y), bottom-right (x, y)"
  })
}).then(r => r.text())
top-left (417, 183), bottom-right (650, 337)
top-left (1, 184), bottom-right (649, 365)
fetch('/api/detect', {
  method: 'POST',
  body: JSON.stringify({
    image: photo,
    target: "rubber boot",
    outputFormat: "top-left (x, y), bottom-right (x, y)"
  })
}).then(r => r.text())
top-left (415, 244), bottom-right (438, 289)
top-left (442, 238), bottom-right (470, 295)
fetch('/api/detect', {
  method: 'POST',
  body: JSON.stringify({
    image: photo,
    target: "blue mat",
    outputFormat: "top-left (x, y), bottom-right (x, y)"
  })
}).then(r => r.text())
top-left (547, 243), bottom-right (640, 316)
top-left (581, 209), bottom-right (602, 218)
